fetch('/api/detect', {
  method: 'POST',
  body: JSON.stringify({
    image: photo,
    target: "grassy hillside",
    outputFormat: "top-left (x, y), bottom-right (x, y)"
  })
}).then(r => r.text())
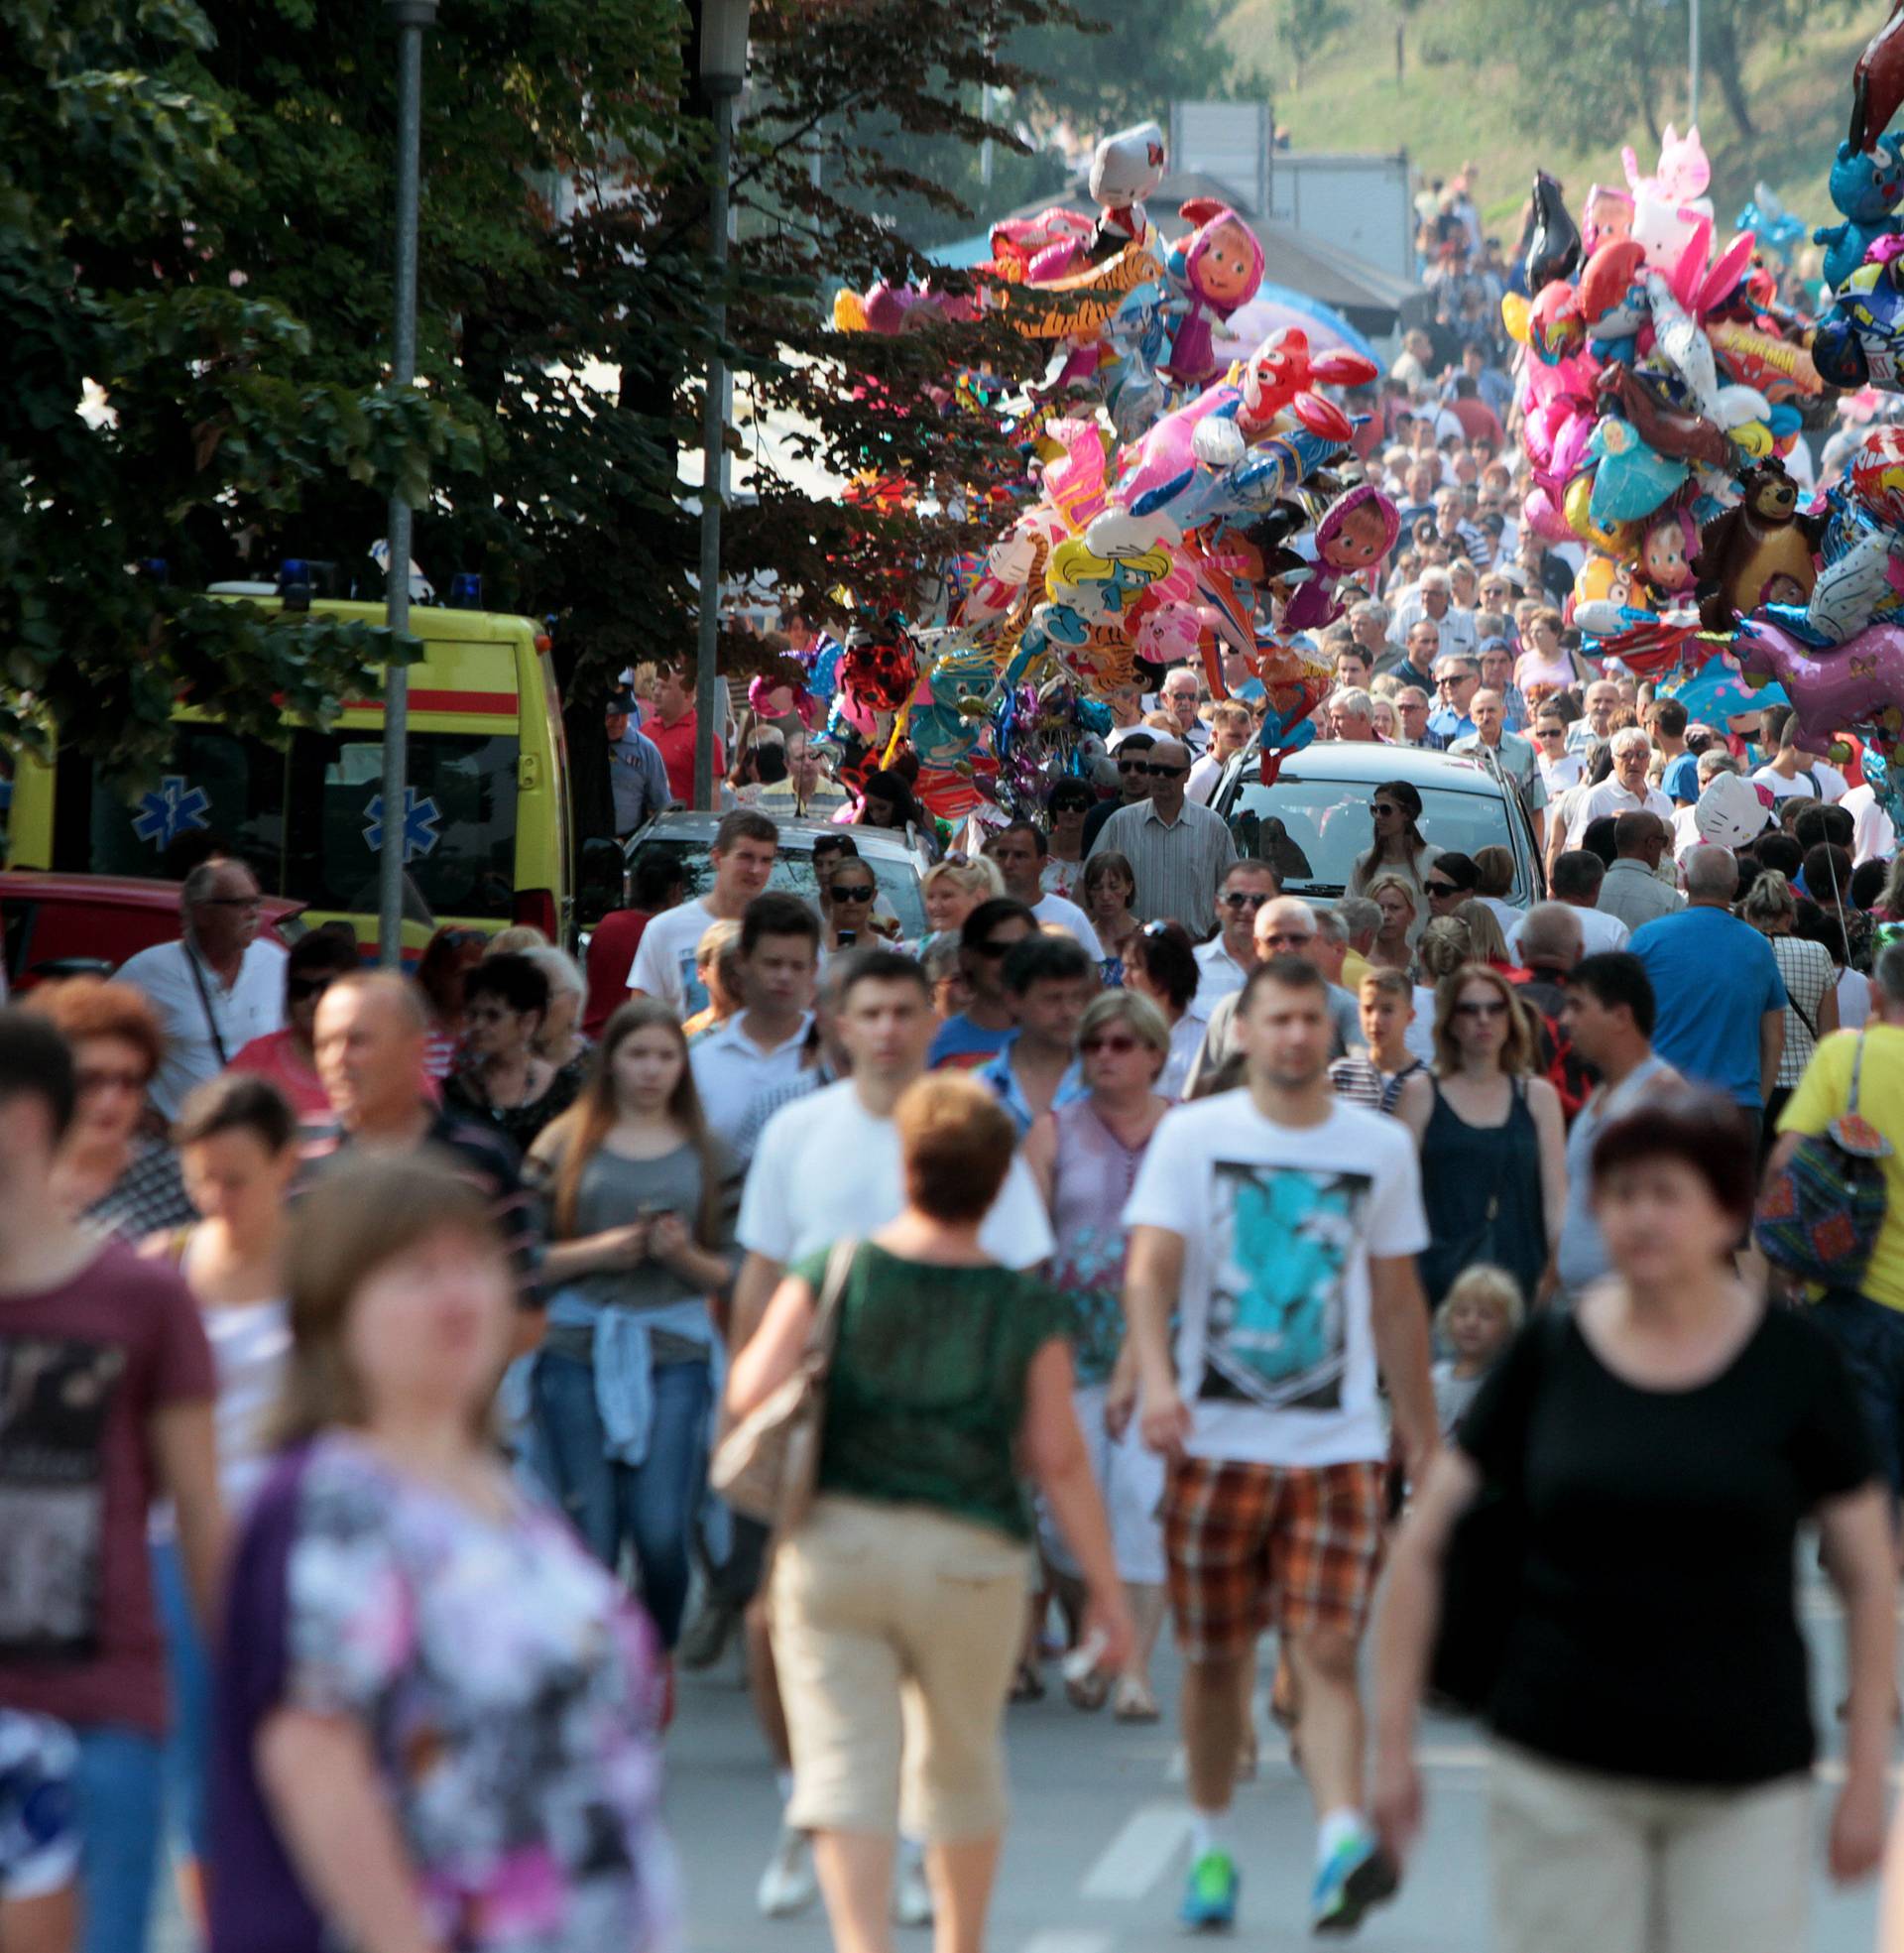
top-left (1217, 0), bottom-right (1874, 258)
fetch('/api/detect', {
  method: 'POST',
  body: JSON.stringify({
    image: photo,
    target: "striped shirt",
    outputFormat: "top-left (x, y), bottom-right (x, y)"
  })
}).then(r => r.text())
top-left (1086, 798), bottom-right (1240, 929)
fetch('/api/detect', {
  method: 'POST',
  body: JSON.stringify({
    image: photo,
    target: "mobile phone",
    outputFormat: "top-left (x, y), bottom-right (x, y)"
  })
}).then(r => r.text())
top-left (836, 928), bottom-right (857, 946)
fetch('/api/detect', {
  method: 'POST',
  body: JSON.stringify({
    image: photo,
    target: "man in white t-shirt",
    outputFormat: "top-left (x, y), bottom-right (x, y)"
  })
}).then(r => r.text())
top-left (731, 950), bottom-right (1055, 1921)
top-left (687, 892), bottom-right (818, 1157)
top-left (1123, 957), bottom-right (1435, 1937)
top-left (1506, 853), bottom-right (1631, 958)
top-left (1562, 727), bottom-right (1672, 853)
top-left (1751, 703), bottom-right (1847, 802)
top-left (983, 819), bottom-right (1104, 958)
top-left (118, 857), bottom-right (288, 1119)
top-left (627, 807), bottom-right (778, 1015)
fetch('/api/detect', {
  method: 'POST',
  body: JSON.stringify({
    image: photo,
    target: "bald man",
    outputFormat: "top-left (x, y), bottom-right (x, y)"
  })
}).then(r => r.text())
top-left (309, 972), bottom-right (540, 1297)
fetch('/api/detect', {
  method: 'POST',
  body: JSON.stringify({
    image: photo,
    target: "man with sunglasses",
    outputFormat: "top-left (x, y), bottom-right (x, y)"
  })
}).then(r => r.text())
top-left (1087, 737), bottom-right (1240, 930)
top-left (927, 898), bottom-right (1038, 1070)
top-left (228, 928), bottom-right (364, 1123)
top-left (1195, 862), bottom-right (1281, 1010)
top-left (1425, 653), bottom-right (1482, 743)
top-left (119, 856), bottom-right (288, 1119)
top-left (1391, 686), bottom-right (1442, 752)
top-left (1184, 898), bottom-right (1359, 1093)
top-left (1083, 732), bottom-right (1154, 852)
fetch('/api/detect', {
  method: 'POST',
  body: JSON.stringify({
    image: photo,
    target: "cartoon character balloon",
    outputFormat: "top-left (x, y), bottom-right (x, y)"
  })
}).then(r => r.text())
top-left (1162, 201), bottom-right (1264, 386)
top-left (1816, 136), bottom-right (1904, 292)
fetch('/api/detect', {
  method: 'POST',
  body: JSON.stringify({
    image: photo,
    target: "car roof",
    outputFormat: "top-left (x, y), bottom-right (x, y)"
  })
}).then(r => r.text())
top-left (623, 810), bottom-right (926, 864)
top-left (0, 869), bottom-right (303, 915)
top-left (1226, 740), bottom-right (1510, 795)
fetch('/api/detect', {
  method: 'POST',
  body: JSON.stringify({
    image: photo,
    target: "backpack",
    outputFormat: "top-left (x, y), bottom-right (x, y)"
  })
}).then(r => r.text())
top-left (1754, 1031), bottom-right (1892, 1287)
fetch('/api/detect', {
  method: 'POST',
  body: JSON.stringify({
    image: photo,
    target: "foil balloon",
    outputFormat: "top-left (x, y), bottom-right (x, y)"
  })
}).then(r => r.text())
top-left (1162, 200), bottom-right (1265, 386)
top-left (1815, 136), bottom-right (1904, 291)
top-left (1813, 245), bottom-right (1904, 391)
top-left (1524, 171), bottom-right (1583, 294)
top-left (1586, 416), bottom-right (1690, 525)
top-left (1849, 424), bottom-right (1904, 524)
top-left (1853, 0), bottom-right (1904, 160)
top-left (1733, 612), bottom-right (1904, 746)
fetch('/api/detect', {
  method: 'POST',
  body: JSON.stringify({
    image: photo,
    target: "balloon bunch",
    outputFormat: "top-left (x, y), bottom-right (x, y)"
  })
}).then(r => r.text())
top-left (805, 118), bottom-right (1387, 815)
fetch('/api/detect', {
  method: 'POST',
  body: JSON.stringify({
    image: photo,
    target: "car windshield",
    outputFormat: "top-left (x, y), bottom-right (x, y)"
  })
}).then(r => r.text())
top-left (625, 835), bottom-right (927, 940)
top-left (1222, 771), bottom-right (1532, 902)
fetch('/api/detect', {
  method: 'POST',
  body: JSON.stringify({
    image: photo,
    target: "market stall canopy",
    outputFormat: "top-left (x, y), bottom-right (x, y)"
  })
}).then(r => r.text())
top-left (931, 170), bottom-right (1419, 339)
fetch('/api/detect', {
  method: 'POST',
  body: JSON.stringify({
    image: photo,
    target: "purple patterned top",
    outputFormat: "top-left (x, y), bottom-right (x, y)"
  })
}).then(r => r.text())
top-left (209, 1434), bottom-right (678, 1953)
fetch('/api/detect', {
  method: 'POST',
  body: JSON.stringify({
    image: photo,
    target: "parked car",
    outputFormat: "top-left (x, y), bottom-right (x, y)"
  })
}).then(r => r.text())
top-left (1209, 742), bottom-right (1546, 910)
top-left (619, 811), bottom-right (931, 941)
top-left (0, 871), bottom-right (308, 995)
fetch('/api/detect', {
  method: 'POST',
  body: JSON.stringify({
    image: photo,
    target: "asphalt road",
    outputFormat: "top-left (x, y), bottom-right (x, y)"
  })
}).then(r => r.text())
top-left (667, 1578), bottom-right (1886, 1953)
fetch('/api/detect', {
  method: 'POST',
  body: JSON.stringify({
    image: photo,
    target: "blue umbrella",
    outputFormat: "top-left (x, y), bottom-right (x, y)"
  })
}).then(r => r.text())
top-left (1664, 651), bottom-right (1785, 724)
top-left (1215, 285), bottom-right (1383, 369)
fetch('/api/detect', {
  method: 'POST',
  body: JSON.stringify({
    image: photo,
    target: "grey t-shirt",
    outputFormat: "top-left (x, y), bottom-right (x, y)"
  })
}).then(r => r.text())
top-left (1555, 1056), bottom-right (1674, 1298)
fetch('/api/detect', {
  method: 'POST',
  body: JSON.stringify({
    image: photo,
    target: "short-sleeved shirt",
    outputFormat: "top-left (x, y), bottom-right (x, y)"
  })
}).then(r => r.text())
top-left (792, 1243), bottom-right (1067, 1539)
top-left (927, 1013), bottom-right (1015, 1072)
top-left (690, 1014), bottom-right (815, 1155)
top-left (0, 1241), bottom-right (214, 1735)
top-left (627, 898), bottom-right (722, 1018)
top-left (739, 1079), bottom-right (1053, 1271)
top-left (1629, 908), bottom-right (1787, 1108)
top-left (1780, 1025), bottom-right (1904, 1310)
top-left (117, 937), bottom-right (289, 1120)
top-left (228, 1029), bottom-right (332, 1124)
top-left (1086, 799), bottom-right (1240, 928)
top-left (1122, 1092), bottom-right (1429, 1467)
top-left (208, 1436), bottom-right (678, 1953)
top-left (1460, 1308), bottom-right (1872, 1784)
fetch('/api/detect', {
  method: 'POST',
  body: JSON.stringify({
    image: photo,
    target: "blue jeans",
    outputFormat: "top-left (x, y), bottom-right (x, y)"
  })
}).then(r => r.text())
top-left (532, 1350), bottom-right (711, 1647)
top-left (152, 1535), bottom-right (210, 1863)
top-left (72, 1725), bottom-right (164, 1953)
top-left (1813, 1289), bottom-right (1904, 1496)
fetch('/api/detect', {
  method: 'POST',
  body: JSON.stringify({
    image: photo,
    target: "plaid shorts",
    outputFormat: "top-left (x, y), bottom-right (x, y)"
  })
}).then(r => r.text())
top-left (1162, 1455), bottom-right (1385, 1661)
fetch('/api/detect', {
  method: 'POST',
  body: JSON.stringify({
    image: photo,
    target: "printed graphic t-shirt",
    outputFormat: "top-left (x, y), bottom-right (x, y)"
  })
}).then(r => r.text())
top-left (626, 898), bottom-right (720, 1017)
top-left (1123, 1090), bottom-right (1428, 1468)
top-left (0, 1240), bottom-right (215, 1735)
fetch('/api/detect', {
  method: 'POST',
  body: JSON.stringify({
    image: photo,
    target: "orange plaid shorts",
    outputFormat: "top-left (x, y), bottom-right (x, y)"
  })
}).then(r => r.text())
top-left (1162, 1454), bottom-right (1386, 1661)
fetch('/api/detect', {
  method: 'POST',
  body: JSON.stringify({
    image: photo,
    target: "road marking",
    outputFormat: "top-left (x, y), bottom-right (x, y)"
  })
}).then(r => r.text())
top-left (1019, 1935), bottom-right (1113, 1953)
top-left (1080, 1800), bottom-right (1192, 1901)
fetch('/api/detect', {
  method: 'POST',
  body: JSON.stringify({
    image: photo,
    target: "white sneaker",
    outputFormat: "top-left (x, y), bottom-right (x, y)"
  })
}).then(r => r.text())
top-left (757, 1826), bottom-right (818, 1917)
top-left (893, 1847), bottom-right (934, 1927)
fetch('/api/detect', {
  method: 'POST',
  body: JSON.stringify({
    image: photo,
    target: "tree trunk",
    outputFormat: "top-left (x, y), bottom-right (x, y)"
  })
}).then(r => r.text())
top-left (1395, 20), bottom-right (1405, 83)
top-left (1705, 15), bottom-right (1756, 138)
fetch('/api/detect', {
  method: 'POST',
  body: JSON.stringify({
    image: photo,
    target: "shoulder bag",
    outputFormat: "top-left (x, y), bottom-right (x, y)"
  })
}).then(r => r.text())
top-left (1754, 1030), bottom-right (1892, 1289)
top-left (711, 1236), bottom-right (858, 1531)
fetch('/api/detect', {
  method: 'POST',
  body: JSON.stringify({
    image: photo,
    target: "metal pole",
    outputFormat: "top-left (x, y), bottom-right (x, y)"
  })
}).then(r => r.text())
top-left (1688, 0), bottom-right (1700, 127)
top-left (379, 0), bottom-right (435, 965)
top-left (694, 86), bottom-right (735, 813)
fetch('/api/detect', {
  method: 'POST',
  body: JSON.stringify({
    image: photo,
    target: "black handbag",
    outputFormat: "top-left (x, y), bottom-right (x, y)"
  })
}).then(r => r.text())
top-left (1428, 1314), bottom-right (1565, 1715)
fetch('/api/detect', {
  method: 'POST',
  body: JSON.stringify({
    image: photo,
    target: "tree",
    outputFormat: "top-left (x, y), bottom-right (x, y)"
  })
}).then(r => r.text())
top-left (1279, 0), bottom-right (1351, 91)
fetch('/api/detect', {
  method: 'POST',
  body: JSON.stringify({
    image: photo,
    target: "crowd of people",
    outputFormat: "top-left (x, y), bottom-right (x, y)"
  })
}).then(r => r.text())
top-left (13, 284), bottom-right (1904, 1953)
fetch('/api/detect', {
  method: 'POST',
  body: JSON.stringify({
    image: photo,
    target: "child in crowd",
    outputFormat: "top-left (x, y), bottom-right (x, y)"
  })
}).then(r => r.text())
top-left (1431, 1264), bottom-right (1522, 1437)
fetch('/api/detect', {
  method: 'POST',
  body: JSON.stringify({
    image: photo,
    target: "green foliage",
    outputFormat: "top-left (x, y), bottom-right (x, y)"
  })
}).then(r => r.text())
top-left (1277, 0), bottom-right (1352, 90)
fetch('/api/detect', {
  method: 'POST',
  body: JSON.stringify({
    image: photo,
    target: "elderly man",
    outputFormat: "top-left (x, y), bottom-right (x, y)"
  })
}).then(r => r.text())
top-left (1597, 811), bottom-right (1683, 931)
top-left (1183, 896), bottom-right (1360, 1091)
top-left (1476, 638), bottom-right (1530, 731)
top-left (1427, 652), bottom-right (1482, 742)
top-left (1335, 895), bottom-right (1381, 989)
top-left (1509, 851), bottom-right (1630, 959)
top-left (1513, 901), bottom-right (1583, 1016)
top-left (1391, 685), bottom-right (1442, 751)
top-left (1392, 564), bottom-right (1479, 660)
top-left (118, 856), bottom-right (288, 1119)
top-left (1087, 736), bottom-right (1239, 927)
top-left (1565, 727), bottom-right (1673, 849)
top-left (1630, 846), bottom-right (1786, 1146)
top-left (1350, 599), bottom-right (1406, 675)
top-left (1159, 666), bottom-right (1210, 755)
top-left (1194, 859), bottom-right (1281, 1009)
top-left (1450, 687), bottom-right (1546, 847)
top-left (1327, 687), bottom-right (1381, 742)
top-left (1565, 677), bottom-right (1620, 757)
top-left (1105, 679), bottom-right (1148, 751)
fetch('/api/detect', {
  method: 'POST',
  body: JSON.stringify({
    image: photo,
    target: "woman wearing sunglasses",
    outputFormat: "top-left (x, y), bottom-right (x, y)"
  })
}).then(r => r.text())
top-left (819, 853), bottom-right (892, 952)
top-left (229, 929), bottom-right (364, 1122)
top-left (1399, 963), bottom-right (1567, 1314)
top-left (1349, 782), bottom-right (1442, 929)
top-left (1021, 991), bottom-right (1174, 1723)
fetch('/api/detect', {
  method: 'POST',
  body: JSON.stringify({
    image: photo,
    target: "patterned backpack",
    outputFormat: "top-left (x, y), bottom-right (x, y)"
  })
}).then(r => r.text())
top-left (1754, 1031), bottom-right (1892, 1287)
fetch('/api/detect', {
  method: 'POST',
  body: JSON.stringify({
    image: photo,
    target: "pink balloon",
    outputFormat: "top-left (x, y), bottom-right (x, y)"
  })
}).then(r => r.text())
top-left (1733, 612), bottom-right (1904, 746)
top-left (1522, 485), bottom-right (1574, 542)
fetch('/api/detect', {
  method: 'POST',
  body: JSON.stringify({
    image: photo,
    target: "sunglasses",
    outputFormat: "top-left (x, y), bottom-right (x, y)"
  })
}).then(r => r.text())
top-left (1221, 890), bottom-right (1272, 910)
top-left (1137, 763), bottom-right (1187, 779)
top-left (1455, 998), bottom-right (1509, 1020)
top-left (1425, 880), bottom-right (1460, 897)
top-left (1116, 759), bottom-right (1149, 775)
top-left (831, 883), bottom-right (876, 902)
top-left (972, 938), bottom-right (1014, 958)
top-left (287, 975), bottom-right (335, 1004)
top-left (199, 895), bottom-right (263, 911)
top-left (76, 1066), bottom-right (148, 1095)
top-left (1081, 1032), bottom-right (1143, 1056)
top-left (1536, 724), bottom-right (1565, 739)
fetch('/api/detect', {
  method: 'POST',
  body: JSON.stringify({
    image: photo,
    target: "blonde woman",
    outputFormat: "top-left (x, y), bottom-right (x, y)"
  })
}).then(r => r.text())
top-left (920, 855), bottom-right (1005, 952)
top-left (1365, 874), bottom-right (1421, 978)
top-left (1453, 898), bottom-right (1514, 972)
top-left (1740, 869), bottom-right (1838, 1135)
top-left (1400, 963), bottom-right (1567, 1311)
top-left (1410, 917), bottom-right (1473, 1063)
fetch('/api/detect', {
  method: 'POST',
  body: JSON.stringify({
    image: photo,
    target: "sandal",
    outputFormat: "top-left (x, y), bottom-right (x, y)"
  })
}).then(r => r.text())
top-left (1010, 1659), bottom-right (1045, 1703)
top-left (1066, 1669), bottom-right (1111, 1712)
top-left (1112, 1675), bottom-right (1160, 1723)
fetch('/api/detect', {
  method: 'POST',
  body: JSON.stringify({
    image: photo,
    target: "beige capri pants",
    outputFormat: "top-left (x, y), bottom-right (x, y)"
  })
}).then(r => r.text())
top-left (771, 1495), bottom-right (1031, 1842)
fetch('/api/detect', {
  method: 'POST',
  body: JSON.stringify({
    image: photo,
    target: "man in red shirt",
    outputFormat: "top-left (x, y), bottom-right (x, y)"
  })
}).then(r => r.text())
top-left (582, 853), bottom-right (687, 1036)
top-left (647, 662), bottom-right (724, 807)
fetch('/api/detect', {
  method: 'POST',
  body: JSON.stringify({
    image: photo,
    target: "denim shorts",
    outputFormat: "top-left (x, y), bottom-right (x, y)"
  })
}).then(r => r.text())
top-left (1810, 1289), bottom-right (1904, 1495)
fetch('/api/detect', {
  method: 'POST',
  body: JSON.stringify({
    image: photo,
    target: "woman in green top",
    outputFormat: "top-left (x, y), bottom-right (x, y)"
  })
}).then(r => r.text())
top-left (728, 1072), bottom-right (1132, 1953)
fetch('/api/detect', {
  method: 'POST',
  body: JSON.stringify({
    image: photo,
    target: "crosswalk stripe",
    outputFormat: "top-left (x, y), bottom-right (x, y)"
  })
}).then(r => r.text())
top-left (1079, 1800), bottom-right (1193, 1901)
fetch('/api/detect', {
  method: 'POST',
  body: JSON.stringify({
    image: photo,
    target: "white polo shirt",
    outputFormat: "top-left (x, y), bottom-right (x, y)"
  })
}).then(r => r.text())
top-left (1030, 891), bottom-right (1105, 960)
top-left (117, 936), bottom-right (288, 1119)
top-left (689, 1011), bottom-right (814, 1157)
top-left (1193, 934), bottom-right (1251, 1010)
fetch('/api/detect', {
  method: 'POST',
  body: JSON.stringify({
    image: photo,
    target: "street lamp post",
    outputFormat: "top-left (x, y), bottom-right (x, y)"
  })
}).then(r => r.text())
top-left (378, 0), bottom-right (436, 966)
top-left (693, 0), bottom-right (750, 811)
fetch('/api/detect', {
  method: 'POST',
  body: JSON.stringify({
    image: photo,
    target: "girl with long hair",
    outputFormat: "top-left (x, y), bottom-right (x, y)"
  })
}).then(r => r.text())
top-left (1349, 781), bottom-right (1441, 911)
top-left (526, 1000), bottom-right (735, 1648)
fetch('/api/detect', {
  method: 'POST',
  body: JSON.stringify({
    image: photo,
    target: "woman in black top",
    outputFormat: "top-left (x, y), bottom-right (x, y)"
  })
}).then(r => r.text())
top-left (443, 952), bottom-right (585, 1154)
top-left (1370, 1088), bottom-right (1892, 1953)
